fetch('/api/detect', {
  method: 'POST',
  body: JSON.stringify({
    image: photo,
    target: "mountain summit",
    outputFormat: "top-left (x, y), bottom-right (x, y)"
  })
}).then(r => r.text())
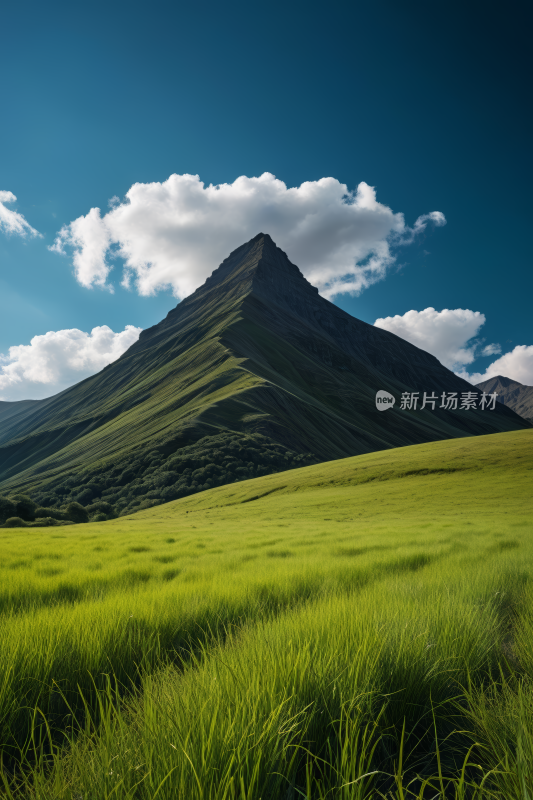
top-left (476, 375), bottom-right (533, 424)
top-left (0, 234), bottom-right (528, 504)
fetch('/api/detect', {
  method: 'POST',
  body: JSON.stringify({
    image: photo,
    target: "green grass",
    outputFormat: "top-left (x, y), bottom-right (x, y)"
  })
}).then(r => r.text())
top-left (1, 429), bottom-right (532, 797)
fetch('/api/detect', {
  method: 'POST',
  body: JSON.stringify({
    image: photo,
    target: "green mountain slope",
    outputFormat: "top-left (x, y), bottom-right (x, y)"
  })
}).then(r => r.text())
top-left (0, 234), bottom-right (528, 508)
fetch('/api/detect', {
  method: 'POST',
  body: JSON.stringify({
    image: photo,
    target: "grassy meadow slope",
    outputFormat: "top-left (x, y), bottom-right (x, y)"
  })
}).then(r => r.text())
top-left (1, 429), bottom-right (532, 797)
top-left (1, 235), bottom-right (528, 507)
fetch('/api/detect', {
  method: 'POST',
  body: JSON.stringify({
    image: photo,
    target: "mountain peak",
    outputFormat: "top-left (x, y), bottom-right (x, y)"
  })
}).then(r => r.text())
top-left (132, 232), bottom-right (314, 349)
top-left (202, 232), bottom-right (307, 293)
top-left (475, 374), bottom-right (533, 422)
top-left (250, 231), bottom-right (270, 243)
top-left (476, 375), bottom-right (525, 391)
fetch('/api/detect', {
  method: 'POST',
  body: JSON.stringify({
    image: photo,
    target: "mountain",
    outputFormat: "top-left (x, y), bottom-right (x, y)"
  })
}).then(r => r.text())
top-left (476, 375), bottom-right (533, 423)
top-left (0, 233), bottom-right (529, 513)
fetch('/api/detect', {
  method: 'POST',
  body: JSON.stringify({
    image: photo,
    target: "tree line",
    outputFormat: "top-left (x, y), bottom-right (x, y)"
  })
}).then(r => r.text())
top-left (0, 432), bottom-right (316, 527)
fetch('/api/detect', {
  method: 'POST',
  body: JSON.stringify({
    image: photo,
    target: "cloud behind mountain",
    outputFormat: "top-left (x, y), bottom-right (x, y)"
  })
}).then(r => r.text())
top-left (0, 325), bottom-right (142, 401)
top-left (50, 173), bottom-right (445, 299)
top-left (374, 307), bottom-right (533, 386)
top-left (374, 307), bottom-right (492, 370)
top-left (460, 345), bottom-right (533, 386)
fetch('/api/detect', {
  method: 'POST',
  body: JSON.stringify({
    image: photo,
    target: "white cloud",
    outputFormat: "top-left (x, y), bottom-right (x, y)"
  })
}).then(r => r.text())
top-left (50, 208), bottom-right (113, 291)
top-left (50, 173), bottom-right (446, 299)
top-left (374, 306), bottom-right (533, 387)
top-left (458, 345), bottom-right (533, 386)
top-left (481, 343), bottom-right (502, 357)
top-left (0, 325), bottom-right (142, 401)
top-left (406, 211), bottom-right (446, 243)
top-left (0, 190), bottom-right (41, 238)
top-left (374, 307), bottom-right (491, 370)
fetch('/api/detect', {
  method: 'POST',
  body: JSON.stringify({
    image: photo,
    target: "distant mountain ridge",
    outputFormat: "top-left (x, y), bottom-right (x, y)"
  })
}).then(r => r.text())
top-left (476, 375), bottom-right (533, 423)
top-left (0, 233), bottom-right (528, 509)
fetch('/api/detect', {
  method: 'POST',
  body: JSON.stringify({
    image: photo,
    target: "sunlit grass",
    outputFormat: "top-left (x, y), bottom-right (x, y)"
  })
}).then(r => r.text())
top-left (0, 429), bottom-right (532, 797)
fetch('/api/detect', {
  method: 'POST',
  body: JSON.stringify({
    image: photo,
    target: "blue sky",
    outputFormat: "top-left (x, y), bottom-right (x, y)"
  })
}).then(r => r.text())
top-left (1, 0), bottom-right (531, 400)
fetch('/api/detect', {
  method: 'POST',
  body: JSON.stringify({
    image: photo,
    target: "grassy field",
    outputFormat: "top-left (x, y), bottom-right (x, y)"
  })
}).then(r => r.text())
top-left (1, 429), bottom-right (532, 798)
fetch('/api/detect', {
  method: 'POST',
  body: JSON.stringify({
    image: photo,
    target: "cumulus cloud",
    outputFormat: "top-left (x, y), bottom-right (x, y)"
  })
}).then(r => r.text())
top-left (0, 191), bottom-right (41, 238)
top-left (0, 325), bottom-right (142, 401)
top-left (50, 173), bottom-right (446, 299)
top-left (375, 306), bottom-right (533, 386)
top-left (458, 345), bottom-right (533, 386)
top-left (374, 307), bottom-right (492, 370)
top-left (50, 208), bottom-right (113, 291)
top-left (481, 343), bottom-right (502, 357)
